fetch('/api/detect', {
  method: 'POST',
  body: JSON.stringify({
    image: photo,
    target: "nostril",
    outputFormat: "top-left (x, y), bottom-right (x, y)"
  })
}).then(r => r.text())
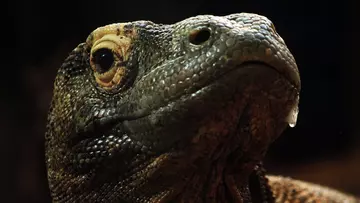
top-left (189, 28), bottom-right (211, 45)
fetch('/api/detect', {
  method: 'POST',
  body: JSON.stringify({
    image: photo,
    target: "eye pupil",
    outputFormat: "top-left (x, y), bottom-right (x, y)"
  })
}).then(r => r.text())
top-left (92, 48), bottom-right (114, 73)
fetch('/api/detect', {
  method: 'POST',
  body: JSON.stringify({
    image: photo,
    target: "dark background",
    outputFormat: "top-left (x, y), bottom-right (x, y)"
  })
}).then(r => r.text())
top-left (3, 0), bottom-right (359, 202)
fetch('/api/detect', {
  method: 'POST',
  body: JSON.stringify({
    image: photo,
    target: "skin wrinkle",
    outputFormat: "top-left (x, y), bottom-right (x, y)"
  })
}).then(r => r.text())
top-left (45, 13), bottom-right (359, 203)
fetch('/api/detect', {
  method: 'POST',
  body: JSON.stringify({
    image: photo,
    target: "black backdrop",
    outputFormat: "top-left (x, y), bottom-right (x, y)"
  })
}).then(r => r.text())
top-left (3, 0), bottom-right (359, 202)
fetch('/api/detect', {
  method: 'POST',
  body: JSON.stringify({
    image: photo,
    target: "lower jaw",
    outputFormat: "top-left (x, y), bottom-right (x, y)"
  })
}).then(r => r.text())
top-left (127, 88), bottom-right (290, 203)
top-left (118, 64), bottom-right (297, 202)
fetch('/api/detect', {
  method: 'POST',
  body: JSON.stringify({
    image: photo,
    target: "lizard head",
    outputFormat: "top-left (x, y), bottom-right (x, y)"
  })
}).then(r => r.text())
top-left (46, 13), bottom-right (300, 202)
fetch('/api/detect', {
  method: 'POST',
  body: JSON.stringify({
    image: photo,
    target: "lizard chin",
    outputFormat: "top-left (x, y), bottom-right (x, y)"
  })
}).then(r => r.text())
top-left (115, 63), bottom-right (299, 202)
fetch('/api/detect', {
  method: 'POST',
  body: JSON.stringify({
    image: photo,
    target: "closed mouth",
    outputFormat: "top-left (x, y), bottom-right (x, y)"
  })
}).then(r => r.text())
top-left (75, 60), bottom-right (296, 147)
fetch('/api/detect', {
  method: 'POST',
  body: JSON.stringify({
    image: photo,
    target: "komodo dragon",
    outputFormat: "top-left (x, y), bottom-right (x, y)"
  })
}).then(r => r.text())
top-left (45, 13), bottom-right (360, 202)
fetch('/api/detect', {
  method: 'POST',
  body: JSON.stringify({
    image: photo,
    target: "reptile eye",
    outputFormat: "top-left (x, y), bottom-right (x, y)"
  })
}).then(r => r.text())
top-left (89, 33), bottom-right (133, 91)
top-left (92, 48), bottom-right (115, 73)
top-left (189, 28), bottom-right (211, 45)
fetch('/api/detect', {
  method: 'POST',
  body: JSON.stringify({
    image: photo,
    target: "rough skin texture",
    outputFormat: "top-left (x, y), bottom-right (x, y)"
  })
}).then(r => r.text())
top-left (45, 13), bottom-right (359, 202)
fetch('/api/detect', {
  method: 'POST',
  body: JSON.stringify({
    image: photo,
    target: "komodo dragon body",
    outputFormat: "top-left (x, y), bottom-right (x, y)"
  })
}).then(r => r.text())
top-left (45, 13), bottom-right (359, 202)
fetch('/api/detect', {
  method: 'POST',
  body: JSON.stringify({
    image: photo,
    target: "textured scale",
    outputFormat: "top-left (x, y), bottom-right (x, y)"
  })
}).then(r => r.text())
top-left (45, 13), bottom-right (359, 202)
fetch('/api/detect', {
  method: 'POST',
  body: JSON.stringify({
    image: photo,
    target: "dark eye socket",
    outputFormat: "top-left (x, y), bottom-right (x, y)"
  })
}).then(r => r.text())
top-left (189, 28), bottom-right (211, 45)
top-left (92, 48), bottom-right (115, 73)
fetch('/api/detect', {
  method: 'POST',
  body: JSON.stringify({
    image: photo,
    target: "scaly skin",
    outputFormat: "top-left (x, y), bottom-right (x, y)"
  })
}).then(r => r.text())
top-left (45, 13), bottom-right (359, 202)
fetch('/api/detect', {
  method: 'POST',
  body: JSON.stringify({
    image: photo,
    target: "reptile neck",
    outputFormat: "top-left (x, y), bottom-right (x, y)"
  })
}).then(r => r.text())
top-left (134, 130), bottom-right (273, 203)
top-left (140, 95), bottom-right (277, 203)
top-left (162, 161), bottom-right (274, 203)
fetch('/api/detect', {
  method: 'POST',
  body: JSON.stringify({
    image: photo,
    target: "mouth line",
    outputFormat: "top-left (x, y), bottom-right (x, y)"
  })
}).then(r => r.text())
top-left (77, 61), bottom-right (295, 141)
